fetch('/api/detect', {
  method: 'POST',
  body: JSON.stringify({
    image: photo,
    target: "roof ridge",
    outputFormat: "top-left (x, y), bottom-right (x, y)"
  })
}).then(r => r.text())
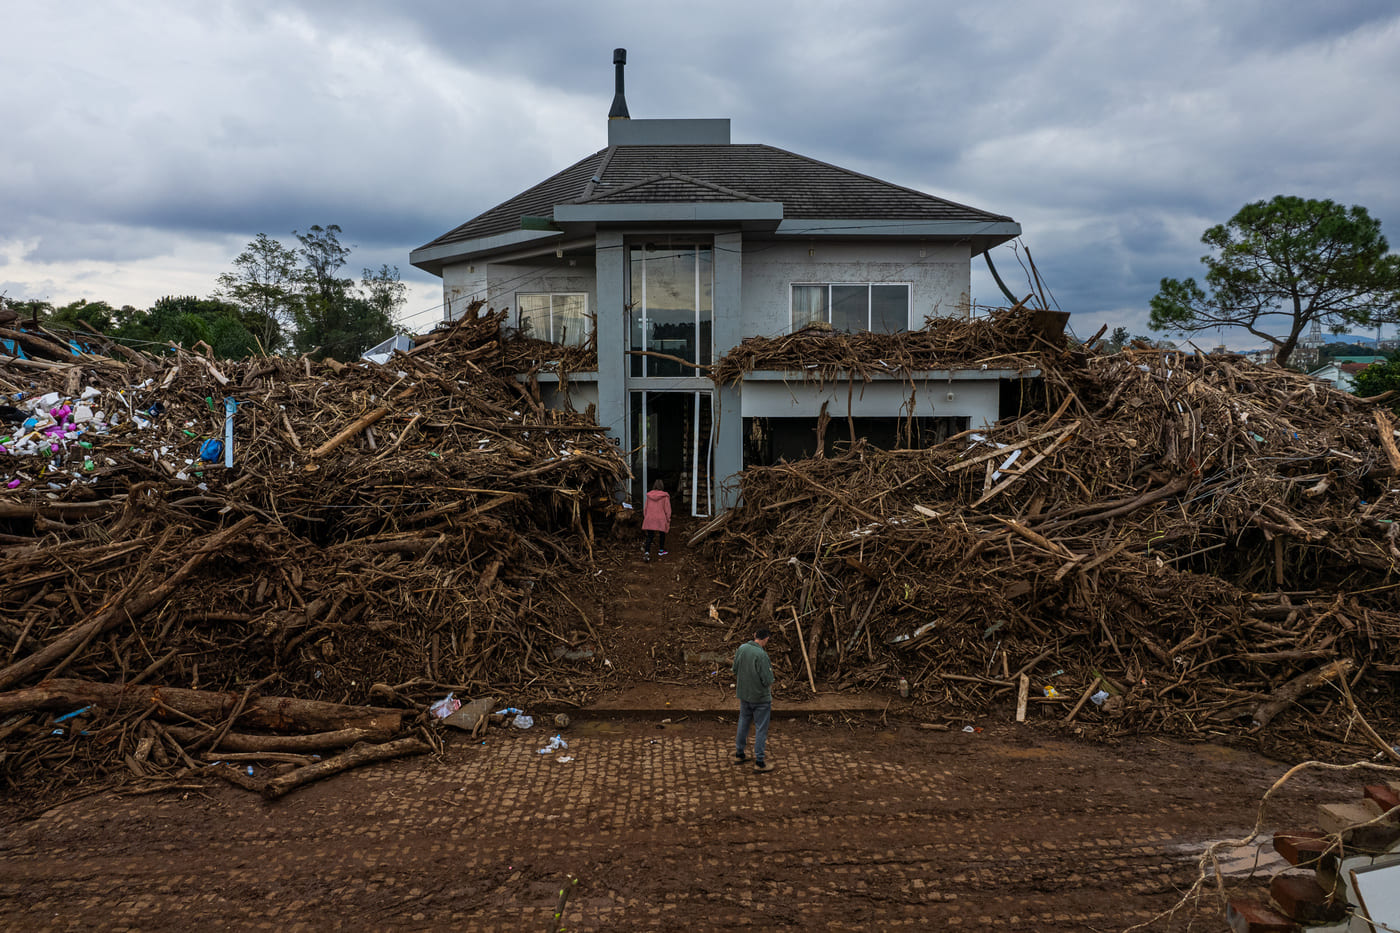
top-left (580, 146), bottom-right (618, 201)
top-left (576, 170), bottom-right (765, 204)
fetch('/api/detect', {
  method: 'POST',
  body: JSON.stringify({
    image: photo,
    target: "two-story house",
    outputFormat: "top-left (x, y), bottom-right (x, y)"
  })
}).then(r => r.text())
top-left (411, 50), bottom-right (1025, 515)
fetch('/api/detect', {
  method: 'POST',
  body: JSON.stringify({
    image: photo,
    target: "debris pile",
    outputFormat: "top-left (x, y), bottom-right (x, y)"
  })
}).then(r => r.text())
top-left (0, 305), bottom-right (626, 805)
top-left (703, 311), bottom-right (1400, 756)
top-left (708, 307), bottom-right (1062, 386)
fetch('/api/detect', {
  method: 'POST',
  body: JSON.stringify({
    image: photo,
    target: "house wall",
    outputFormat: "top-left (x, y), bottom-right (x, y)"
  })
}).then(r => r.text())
top-left (739, 376), bottom-right (1001, 428)
top-left (739, 240), bottom-right (971, 339)
top-left (442, 260), bottom-right (599, 326)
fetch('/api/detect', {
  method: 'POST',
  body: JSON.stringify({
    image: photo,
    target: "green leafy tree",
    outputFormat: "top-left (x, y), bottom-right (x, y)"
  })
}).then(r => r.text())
top-left (362, 264), bottom-right (407, 322)
top-left (1352, 351), bottom-right (1400, 412)
top-left (214, 232), bottom-right (299, 352)
top-left (288, 226), bottom-right (398, 359)
top-left (1149, 196), bottom-right (1400, 365)
top-left (44, 299), bottom-right (119, 334)
top-left (116, 296), bottom-right (263, 359)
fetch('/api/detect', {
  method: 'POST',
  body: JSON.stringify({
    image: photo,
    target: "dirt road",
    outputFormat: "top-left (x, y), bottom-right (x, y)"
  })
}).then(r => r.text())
top-left (2, 714), bottom-right (1339, 931)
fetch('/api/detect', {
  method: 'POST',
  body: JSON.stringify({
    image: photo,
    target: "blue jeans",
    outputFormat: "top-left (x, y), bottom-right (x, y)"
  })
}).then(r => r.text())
top-left (736, 700), bottom-right (771, 762)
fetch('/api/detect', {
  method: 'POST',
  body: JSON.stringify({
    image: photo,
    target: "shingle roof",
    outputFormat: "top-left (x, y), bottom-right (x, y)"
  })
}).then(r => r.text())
top-left (416, 144), bottom-right (1013, 252)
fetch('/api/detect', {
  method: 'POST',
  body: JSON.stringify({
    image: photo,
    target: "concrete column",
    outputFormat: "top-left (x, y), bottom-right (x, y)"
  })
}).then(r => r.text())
top-left (713, 232), bottom-right (744, 509)
top-left (594, 232), bottom-right (627, 451)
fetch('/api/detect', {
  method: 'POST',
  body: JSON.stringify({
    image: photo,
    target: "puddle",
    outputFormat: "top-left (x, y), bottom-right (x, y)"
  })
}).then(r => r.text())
top-left (1167, 838), bottom-right (1288, 878)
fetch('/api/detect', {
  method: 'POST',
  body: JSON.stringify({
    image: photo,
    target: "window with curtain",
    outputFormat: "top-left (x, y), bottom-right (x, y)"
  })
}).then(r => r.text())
top-left (790, 284), bottom-right (910, 333)
top-left (517, 293), bottom-right (588, 346)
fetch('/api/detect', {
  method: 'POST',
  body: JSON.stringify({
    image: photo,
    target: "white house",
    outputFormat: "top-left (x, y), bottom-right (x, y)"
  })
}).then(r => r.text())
top-left (411, 50), bottom-right (1027, 514)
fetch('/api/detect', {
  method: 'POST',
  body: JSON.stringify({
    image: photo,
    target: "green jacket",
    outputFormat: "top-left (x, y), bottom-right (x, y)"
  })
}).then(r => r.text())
top-left (733, 640), bottom-right (773, 704)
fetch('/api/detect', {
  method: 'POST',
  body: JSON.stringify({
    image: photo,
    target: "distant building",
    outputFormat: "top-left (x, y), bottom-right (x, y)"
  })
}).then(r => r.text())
top-left (1309, 360), bottom-right (1381, 393)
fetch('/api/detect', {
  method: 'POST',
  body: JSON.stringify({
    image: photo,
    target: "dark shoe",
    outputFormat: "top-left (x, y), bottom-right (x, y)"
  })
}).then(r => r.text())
top-left (658, 550), bottom-right (669, 557)
top-left (732, 752), bottom-right (747, 764)
top-left (754, 761), bottom-right (773, 773)
top-left (643, 553), bottom-right (650, 562)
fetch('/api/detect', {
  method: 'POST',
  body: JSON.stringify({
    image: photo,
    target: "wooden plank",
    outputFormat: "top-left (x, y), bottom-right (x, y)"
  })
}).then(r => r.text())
top-left (946, 421), bottom-right (1082, 473)
top-left (1016, 674), bottom-right (1030, 722)
top-left (972, 424), bottom-right (1080, 508)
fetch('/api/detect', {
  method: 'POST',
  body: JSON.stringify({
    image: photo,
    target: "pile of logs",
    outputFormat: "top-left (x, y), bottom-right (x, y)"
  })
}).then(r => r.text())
top-left (0, 305), bottom-right (627, 807)
top-left (702, 317), bottom-right (1400, 758)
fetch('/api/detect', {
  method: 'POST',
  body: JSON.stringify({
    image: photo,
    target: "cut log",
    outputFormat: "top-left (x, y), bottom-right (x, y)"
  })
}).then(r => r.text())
top-left (0, 679), bottom-right (404, 735)
top-left (166, 725), bottom-right (393, 752)
top-left (262, 736), bottom-right (430, 799)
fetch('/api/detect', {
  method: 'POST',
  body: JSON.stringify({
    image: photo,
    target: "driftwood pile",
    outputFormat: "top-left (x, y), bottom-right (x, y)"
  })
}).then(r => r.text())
top-left (0, 305), bottom-right (626, 807)
top-left (703, 310), bottom-right (1400, 758)
top-left (709, 307), bottom-right (1060, 386)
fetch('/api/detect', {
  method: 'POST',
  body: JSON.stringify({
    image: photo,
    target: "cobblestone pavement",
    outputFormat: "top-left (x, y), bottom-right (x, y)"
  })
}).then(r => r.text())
top-left (0, 718), bottom-right (1326, 931)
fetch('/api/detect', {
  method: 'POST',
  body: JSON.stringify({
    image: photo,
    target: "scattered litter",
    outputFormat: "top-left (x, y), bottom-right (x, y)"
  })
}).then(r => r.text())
top-left (1090, 690), bottom-right (1110, 706)
top-left (537, 734), bottom-right (569, 754)
top-left (429, 693), bottom-right (462, 719)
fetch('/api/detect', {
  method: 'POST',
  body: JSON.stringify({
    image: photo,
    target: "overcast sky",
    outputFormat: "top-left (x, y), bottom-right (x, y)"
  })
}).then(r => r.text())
top-left (4, 1), bottom-right (1398, 346)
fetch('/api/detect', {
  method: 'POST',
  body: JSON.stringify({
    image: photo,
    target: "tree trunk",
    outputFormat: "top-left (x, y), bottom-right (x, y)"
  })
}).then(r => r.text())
top-left (262, 736), bottom-right (430, 799)
top-left (0, 678), bottom-right (405, 735)
top-left (165, 725), bottom-right (393, 752)
top-left (1250, 658), bottom-right (1353, 731)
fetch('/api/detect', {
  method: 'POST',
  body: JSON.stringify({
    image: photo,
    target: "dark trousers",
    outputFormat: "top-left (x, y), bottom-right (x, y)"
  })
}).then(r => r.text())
top-left (643, 530), bottom-right (666, 554)
top-left (736, 700), bottom-right (771, 761)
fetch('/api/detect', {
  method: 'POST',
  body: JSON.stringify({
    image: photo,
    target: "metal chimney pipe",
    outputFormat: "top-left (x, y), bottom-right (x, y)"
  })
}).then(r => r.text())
top-left (608, 48), bottom-right (629, 120)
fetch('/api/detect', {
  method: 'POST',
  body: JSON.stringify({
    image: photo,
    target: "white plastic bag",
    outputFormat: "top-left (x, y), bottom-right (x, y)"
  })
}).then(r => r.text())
top-left (429, 693), bottom-right (461, 719)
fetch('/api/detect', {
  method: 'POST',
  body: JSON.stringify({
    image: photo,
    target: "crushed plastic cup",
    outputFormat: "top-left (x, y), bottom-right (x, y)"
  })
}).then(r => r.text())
top-left (1090, 690), bottom-right (1110, 706)
top-left (962, 725), bottom-right (975, 733)
top-left (512, 715), bottom-right (534, 730)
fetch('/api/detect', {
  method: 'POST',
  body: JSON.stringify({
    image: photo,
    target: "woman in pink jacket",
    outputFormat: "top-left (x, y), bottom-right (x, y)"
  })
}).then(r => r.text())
top-left (641, 479), bottom-right (672, 562)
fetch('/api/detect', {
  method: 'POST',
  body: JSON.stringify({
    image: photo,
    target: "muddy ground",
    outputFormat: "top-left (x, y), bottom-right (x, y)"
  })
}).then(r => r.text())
top-left (0, 516), bottom-right (1365, 931)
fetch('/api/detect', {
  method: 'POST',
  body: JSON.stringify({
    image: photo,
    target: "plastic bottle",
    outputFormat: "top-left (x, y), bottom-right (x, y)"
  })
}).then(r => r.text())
top-left (898, 678), bottom-right (910, 698)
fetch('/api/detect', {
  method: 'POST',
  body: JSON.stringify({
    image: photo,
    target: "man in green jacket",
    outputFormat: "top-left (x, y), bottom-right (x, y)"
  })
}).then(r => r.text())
top-left (733, 628), bottom-right (774, 773)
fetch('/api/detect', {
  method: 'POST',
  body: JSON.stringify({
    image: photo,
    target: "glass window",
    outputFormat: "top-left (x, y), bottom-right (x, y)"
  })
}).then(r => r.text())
top-left (790, 283), bottom-right (910, 333)
top-left (831, 285), bottom-right (868, 333)
top-left (871, 285), bottom-right (910, 332)
top-left (516, 293), bottom-right (588, 346)
top-left (791, 285), bottom-right (827, 328)
top-left (628, 243), bottom-right (713, 376)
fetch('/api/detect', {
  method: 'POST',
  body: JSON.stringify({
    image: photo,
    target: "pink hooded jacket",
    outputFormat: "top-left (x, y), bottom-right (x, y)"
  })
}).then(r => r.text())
top-left (642, 489), bottom-right (672, 532)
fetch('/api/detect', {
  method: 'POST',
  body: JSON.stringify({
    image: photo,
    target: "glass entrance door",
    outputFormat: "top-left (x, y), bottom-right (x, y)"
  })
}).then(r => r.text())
top-left (629, 390), bottom-right (714, 518)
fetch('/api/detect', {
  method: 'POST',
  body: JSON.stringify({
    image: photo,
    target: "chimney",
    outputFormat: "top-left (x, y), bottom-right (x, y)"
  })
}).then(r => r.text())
top-left (608, 48), bottom-right (629, 120)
